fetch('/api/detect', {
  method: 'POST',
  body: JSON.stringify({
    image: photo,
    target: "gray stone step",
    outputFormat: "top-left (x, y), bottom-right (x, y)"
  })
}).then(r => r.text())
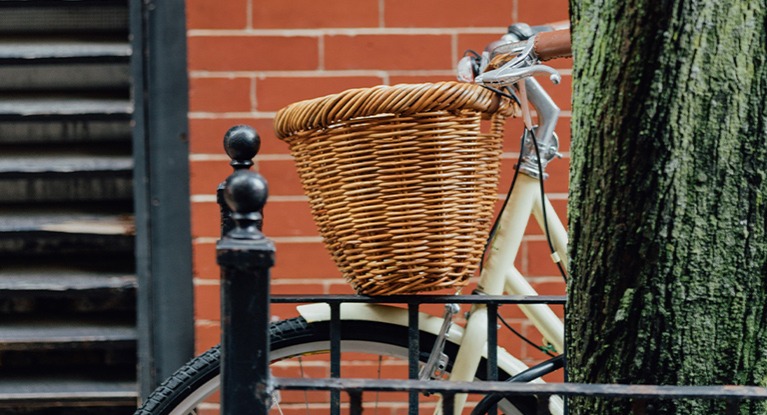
top-left (0, 210), bottom-right (135, 256)
top-left (0, 3), bottom-right (129, 35)
top-left (0, 268), bottom-right (136, 298)
top-left (0, 376), bottom-right (136, 408)
top-left (0, 96), bottom-right (132, 120)
top-left (0, 63), bottom-right (130, 91)
top-left (0, 119), bottom-right (131, 144)
top-left (0, 39), bottom-right (130, 64)
top-left (0, 154), bottom-right (133, 203)
top-left (0, 319), bottom-right (136, 351)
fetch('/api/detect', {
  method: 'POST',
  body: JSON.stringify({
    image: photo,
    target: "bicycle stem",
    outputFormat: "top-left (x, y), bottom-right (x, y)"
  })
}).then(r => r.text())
top-left (517, 77), bottom-right (561, 180)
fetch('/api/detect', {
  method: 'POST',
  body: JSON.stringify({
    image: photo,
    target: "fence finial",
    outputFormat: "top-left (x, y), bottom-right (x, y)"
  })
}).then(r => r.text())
top-left (223, 169), bottom-right (268, 238)
top-left (224, 125), bottom-right (260, 169)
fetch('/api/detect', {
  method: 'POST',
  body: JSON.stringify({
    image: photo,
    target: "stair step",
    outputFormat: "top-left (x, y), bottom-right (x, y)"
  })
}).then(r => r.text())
top-left (0, 211), bottom-right (134, 256)
top-left (0, 154), bottom-right (133, 203)
top-left (0, 119), bottom-right (131, 144)
top-left (0, 319), bottom-right (136, 351)
top-left (0, 268), bottom-right (136, 297)
top-left (0, 39), bottom-right (130, 64)
top-left (0, 376), bottom-right (136, 408)
top-left (0, 96), bottom-right (132, 120)
top-left (0, 3), bottom-right (128, 35)
top-left (0, 154), bottom-right (132, 174)
top-left (0, 63), bottom-right (130, 91)
top-left (0, 268), bottom-right (136, 316)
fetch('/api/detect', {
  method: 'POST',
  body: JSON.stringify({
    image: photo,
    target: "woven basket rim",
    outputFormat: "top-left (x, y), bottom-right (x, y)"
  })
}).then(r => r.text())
top-left (273, 81), bottom-right (515, 140)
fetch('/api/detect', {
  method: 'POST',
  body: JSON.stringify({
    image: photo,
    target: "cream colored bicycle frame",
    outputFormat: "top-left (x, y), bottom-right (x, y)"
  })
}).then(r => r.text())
top-left (444, 172), bottom-right (568, 413)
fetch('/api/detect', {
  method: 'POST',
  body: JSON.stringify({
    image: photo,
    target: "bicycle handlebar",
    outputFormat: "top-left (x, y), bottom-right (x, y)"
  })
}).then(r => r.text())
top-left (533, 29), bottom-right (572, 61)
top-left (456, 23), bottom-right (572, 86)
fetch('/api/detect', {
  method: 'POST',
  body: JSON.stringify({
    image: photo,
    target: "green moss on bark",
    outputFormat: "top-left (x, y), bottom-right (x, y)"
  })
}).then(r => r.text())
top-left (567, 1), bottom-right (767, 413)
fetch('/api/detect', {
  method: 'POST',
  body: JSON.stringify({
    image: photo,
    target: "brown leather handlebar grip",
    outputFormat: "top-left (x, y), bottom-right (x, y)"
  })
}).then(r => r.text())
top-left (534, 29), bottom-right (572, 61)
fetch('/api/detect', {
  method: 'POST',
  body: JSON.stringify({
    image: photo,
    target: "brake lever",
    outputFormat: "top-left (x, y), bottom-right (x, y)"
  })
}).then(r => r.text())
top-left (475, 63), bottom-right (562, 87)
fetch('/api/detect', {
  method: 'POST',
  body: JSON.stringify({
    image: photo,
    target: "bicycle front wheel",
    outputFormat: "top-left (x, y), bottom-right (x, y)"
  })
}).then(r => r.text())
top-left (134, 316), bottom-right (540, 415)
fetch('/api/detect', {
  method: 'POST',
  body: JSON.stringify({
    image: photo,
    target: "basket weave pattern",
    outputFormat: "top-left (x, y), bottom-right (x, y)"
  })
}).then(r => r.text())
top-left (274, 82), bottom-right (515, 295)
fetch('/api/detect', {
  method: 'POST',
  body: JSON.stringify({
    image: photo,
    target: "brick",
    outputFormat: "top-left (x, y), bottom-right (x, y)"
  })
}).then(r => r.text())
top-left (195, 320), bottom-right (221, 354)
top-left (192, 241), bottom-right (218, 279)
top-left (257, 159), bottom-right (304, 196)
top-left (457, 33), bottom-right (507, 58)
top-left (498, 156), bottom-right (520, 191)
top-left (546, 74), bottom-right (572, 111)
top-left (189, 77), bottom-right (252, 113)
top-left (384, 0), bottom-right (512, 27)
top-left (271, 281), bottom-right (325, 294)
top-left (187, 0), bottom-right (247, 30)
top-left (191, 201), bottom-right (221, 238)
top-left (547, 56), bottom-right (573, 70)
top-left (252, 0), bottom-right (379, 28)
top-left (497, 317), bottom-right (527, 356)
top-left (262, 200), bottom-right (319, 237)
top-left (325, 34), bottom-right (452, 70)
top-left (516, 0), bottom-right (570, 26)
top-left (272, 362), bottom-right (327, 380)
top-left (271, 241), bottom-right (339, 280)
top-left (275, 388), bottom-right (331, 408)
top-left (529, 277), bottom-right (567, 296)
top-left (388, 74), bottom-right (454, 85)
top-left (501, 117), bottom-right (527, 152)
top-left (327, 281), bottom-right (358, 295)
top-left (188, 36), bottom-right (319, 71)
top-left (190, 159), bottom-right (230, 195)
top-left (190, 118), bottom-right (289, 155)
top-left (527, 240), bottom-right (566, 277)
top-left (544, 156), bottom-right (570, 194)
top-left (558, 116), bottom-right (571, 148)
top-left (194, 283), bottom-right (221, 321)
top-left (197, 407), bottom-right (221, 415)
top-left (256, 76), bottom-right (383, 112)
top-left (522, 197), bottom-right (568, 236)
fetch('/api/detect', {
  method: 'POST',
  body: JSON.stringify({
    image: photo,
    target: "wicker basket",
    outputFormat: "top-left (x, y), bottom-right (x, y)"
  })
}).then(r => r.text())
top-left (274, 81), bottom-right (517, 295)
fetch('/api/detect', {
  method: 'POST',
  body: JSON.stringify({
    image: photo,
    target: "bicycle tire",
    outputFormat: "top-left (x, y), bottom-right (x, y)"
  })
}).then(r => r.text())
top-left (134, 317), bottom-right (540, 415)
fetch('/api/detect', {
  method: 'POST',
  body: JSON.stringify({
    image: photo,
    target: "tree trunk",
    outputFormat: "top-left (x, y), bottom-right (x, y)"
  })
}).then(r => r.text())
top-left (566, 1), bottom-right (767, 413)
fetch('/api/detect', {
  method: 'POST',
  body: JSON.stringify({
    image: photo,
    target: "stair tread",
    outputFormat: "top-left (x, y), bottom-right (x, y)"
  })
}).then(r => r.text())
top-left (0, 154), bottom-right (132, 174)
top-left (0, 319), bottom-right (136, 346)
top-left (0, 211), bottom-right (134, 235)
top-left (0, 97), bottom-right (132, 118)
top-left (0, 269), bottom-right (136, 293)
top-left (0, 39), bottom-right (130, 63)
top-left (0, 375), bottom-right (136, 404)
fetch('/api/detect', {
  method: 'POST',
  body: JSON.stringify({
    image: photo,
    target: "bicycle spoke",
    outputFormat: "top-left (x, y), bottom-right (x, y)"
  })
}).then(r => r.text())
top-left (299, 356), bottom-right (309, 415)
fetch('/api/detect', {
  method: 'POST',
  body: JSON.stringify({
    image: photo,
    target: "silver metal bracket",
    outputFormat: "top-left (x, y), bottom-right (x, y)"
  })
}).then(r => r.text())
top-left (419, 303), bottom-right (460, 381)
top-left (518, 126), bottom-right (561, 180)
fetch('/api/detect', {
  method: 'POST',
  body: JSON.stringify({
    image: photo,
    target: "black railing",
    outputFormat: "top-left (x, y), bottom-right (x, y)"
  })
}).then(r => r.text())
top-left (215, 125), bottom-right (767, 415)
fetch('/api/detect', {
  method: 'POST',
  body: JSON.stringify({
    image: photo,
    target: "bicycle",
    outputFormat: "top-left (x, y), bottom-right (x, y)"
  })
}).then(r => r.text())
top-left (135, 22), bottom-right (573, 415)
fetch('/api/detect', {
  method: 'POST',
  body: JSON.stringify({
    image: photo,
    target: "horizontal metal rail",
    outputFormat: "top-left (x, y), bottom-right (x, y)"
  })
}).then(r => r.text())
top-left (271, 294), bottom-right (567, 305)
top-left (274, 377), bottom-right (767, 415)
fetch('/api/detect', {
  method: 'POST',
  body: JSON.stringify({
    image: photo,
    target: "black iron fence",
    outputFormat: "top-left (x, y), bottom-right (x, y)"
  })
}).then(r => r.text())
top-left (215, 125), bottom-right (767, 415)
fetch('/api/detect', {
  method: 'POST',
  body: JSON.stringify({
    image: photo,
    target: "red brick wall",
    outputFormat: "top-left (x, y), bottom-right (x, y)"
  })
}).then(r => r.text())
top-left (186, 0), bottom-right (571, 369)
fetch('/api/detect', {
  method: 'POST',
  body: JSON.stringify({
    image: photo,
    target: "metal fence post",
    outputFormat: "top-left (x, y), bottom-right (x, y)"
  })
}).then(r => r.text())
top-left (217, 164), bottom-right (275, 415)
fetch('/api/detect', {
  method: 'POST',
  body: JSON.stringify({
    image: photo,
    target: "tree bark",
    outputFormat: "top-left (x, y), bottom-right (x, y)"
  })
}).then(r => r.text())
top-left (566, 1), bottom-right (767, 413)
